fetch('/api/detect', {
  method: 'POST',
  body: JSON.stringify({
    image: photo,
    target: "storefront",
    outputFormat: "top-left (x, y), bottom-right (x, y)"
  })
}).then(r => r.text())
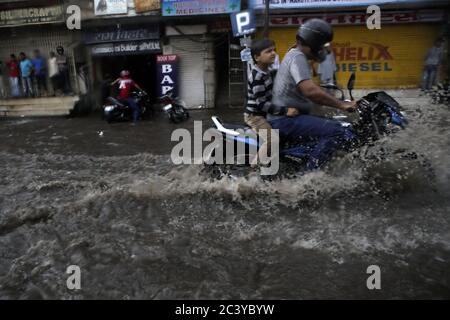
top-left (85, 25), bottom-right (162, 100)
top-left (160, 0), bottom-right (241, 108)
top-left (263, 10), bottom-right (446, 89)
top-left (162, 24), bottom-right (221, 109)
top-left (249, 0), bottom-right (448, 89)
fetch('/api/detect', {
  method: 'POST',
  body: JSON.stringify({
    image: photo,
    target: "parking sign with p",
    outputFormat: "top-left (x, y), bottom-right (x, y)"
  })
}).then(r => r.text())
top-left (230, 10), bottom-right (256, 37)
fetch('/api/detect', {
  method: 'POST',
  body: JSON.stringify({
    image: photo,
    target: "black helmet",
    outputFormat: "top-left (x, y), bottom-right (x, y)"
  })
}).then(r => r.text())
top-left (297, 19), bottom-right (333, 62)
top-left (56, 46), bottom-right (64, 54)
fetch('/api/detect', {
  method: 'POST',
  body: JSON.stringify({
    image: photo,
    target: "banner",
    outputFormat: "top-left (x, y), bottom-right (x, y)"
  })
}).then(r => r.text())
top-left (161, 0), bottom-right (240, 16)
top-left (0, 5), bottom-right (64, 27)
top-left (249, 0), bottom-right (449, 9)
top-left (94, 0), bottom-right (128, 16)
top-left (157, 54), bottom-right (178, 97)
top-left (134, 0), bottom-right (160, 13)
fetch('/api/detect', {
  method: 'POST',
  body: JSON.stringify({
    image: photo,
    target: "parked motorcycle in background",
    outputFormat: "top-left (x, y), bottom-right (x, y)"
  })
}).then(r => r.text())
top-left (103, 91), bottom-right (153, 123)
top-left (159, 89), bottom-right (190, 123)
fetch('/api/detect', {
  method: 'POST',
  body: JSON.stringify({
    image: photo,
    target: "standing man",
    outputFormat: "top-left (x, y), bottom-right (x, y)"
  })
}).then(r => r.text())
top-left (19, 52), bottom-right (34, 97)
top-left (6, 54), bottom-right (20, 98)
top-left (317, 43), bottom-right (337, 87)
top-left (0, 60), bottom-right (6, 98)
top-left (269, 19), bottom-right (357, 171)
top-left (31, 49), bottom-right (48, 97)
top-left (56, 46), bottom-right (71, 95)
top-left (48, 51), bottom-right (59, 95)
top-left (422, 38), bottom-right (444, 91)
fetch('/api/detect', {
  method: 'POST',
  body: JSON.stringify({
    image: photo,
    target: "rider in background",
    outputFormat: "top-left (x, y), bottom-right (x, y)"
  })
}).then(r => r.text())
top-left (111, 70), bottom-right (145, 125)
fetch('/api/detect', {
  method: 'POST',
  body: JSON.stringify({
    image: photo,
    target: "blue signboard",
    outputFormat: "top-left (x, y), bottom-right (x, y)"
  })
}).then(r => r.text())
top-left (230, 10), bottom-right (256, 37)
top-left (162, 0), bottom-right (240, 16)
top-left (249, 0), bottom-right (449, 9)
top-left (157, 54), bottom-right (178, 97)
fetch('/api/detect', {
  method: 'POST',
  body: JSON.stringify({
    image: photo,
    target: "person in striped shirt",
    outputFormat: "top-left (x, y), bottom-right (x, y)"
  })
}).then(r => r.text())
top-left (245, 38), bottom-right (299, 168)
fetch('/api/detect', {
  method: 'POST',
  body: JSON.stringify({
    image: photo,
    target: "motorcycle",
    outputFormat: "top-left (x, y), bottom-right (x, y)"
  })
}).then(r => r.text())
top-left (158, 89), bottom-right (190, 123)
top-left (203, 73), bottom-right (409, 177)
top-left (103, 91), bottom-right (152, 123)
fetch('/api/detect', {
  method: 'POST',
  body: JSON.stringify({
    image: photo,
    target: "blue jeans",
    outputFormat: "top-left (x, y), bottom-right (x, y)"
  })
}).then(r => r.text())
top-left (421, 65), bottom-right (438, 90)
top-left (269, 115), bottom-right (355, 170)
top-left (9, 77), bottom-right (20, 97)
top-left (125, 97), bottom-right (139, 123)
top-left (22, 76), bottom-right (34, 97)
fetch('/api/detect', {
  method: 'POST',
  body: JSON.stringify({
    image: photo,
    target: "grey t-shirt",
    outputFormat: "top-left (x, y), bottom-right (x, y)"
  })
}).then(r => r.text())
top-left (268, 48), bottom-right (314, 121)
top-left (425, 46), bottom-right (443, 66)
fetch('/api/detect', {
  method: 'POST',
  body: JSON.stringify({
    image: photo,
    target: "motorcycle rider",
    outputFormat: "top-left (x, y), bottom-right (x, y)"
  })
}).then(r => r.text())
top-left (110, 70), bottom-right (145, 125)
top-left (268, 18), bottom-right (357, 170)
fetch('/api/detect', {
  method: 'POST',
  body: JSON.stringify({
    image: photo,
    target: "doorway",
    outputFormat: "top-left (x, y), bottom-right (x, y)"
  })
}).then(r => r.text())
top-left (97, 54), bottom-right (157, 97)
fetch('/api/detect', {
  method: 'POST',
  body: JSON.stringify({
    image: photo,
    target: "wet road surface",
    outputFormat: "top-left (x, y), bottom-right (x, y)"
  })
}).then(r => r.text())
top-left (0, 102), bottom-right (449, 299)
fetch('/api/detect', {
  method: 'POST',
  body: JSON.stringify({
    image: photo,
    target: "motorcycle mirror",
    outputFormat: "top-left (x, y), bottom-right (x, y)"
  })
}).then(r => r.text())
top-left (347, 72), bottom-right (356, 91)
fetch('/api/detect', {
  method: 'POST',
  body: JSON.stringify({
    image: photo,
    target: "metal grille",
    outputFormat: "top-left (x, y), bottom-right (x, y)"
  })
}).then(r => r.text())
top-left (228, 36), bottom-right (246, 108)
top-left (170, 36), bottom-right (207, 109)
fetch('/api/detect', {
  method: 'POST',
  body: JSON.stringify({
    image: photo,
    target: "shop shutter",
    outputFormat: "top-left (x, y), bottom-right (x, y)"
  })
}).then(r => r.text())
top-left (170, 37), bottom-right (206, 108)
top-left (268, 23), bottom-right (442, 89)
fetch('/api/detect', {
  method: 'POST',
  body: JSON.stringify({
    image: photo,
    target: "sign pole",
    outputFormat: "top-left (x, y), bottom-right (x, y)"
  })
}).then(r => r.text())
top-left (263, 0), bottom-right (270, 37)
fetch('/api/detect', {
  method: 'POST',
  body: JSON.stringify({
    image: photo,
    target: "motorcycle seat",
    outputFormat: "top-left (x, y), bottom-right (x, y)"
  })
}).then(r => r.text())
top-left (222, 123), bottom-right (251, 131)
top-left (106, 97), bottom-right (126, 107)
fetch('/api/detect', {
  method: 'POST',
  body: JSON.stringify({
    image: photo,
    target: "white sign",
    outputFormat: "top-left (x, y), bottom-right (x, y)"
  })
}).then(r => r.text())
top-left (240, 48), bottom-right (252, 62)
top-left (94, 0), bottom-right (128, 16)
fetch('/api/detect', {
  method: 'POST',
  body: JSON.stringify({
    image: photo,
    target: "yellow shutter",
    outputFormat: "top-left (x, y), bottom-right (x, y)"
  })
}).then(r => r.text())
top-left (267, 23), bottom-right (442, 88)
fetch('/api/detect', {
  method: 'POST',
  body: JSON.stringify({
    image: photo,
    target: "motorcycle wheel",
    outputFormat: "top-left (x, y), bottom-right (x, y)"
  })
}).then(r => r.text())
top-left (106, 112), bottom-right (114, 124)
top-left (169, 112), bottom-right (183, 124)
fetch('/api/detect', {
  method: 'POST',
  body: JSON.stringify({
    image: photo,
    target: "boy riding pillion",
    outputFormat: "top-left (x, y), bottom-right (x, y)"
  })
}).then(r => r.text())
top-left (245, 39), bottom-right (298, 168)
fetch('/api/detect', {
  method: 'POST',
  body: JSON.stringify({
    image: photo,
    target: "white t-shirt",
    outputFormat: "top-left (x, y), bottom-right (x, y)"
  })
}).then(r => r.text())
top-left (48, 57), bottom-right (58, 77)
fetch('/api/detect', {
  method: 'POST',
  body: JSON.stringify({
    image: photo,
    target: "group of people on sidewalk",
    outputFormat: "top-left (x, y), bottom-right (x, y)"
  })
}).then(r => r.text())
top-left (0, 46), bottom-right (72, 99)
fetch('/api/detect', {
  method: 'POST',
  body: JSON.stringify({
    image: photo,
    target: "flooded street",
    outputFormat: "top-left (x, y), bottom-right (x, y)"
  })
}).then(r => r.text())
top-left (0, 98), bottom-right (449, 299)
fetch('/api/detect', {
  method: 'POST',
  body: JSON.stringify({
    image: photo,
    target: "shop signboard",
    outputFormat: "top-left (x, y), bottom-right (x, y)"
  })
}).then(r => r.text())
top-left (91, 40), bottom-right (161, 56)
top-left (162, 0), bottom-right (240, 16)
top-left (134, 0), bottom-right (160, 13)
top-left (85, 26), bottom-right (160, 44)
top-left (94, 0), bottom-right (128, 16)
top-left (249, 0), bottom-right (449, 10)
top-left (0, 4), bottom-right (64, 27)
top-left (156, 54), bottom-right (178, 97)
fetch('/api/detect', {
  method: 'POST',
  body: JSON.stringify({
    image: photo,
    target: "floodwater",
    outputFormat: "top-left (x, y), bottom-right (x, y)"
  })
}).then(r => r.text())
top-left (0, 98), bottom-right (449, 299)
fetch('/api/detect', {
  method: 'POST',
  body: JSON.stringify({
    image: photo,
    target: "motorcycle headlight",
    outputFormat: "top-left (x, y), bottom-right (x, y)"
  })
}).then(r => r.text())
top-left (163, 104), bottom-right (173, 111)
top-left (104, 106), bottom-right (114, 112)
